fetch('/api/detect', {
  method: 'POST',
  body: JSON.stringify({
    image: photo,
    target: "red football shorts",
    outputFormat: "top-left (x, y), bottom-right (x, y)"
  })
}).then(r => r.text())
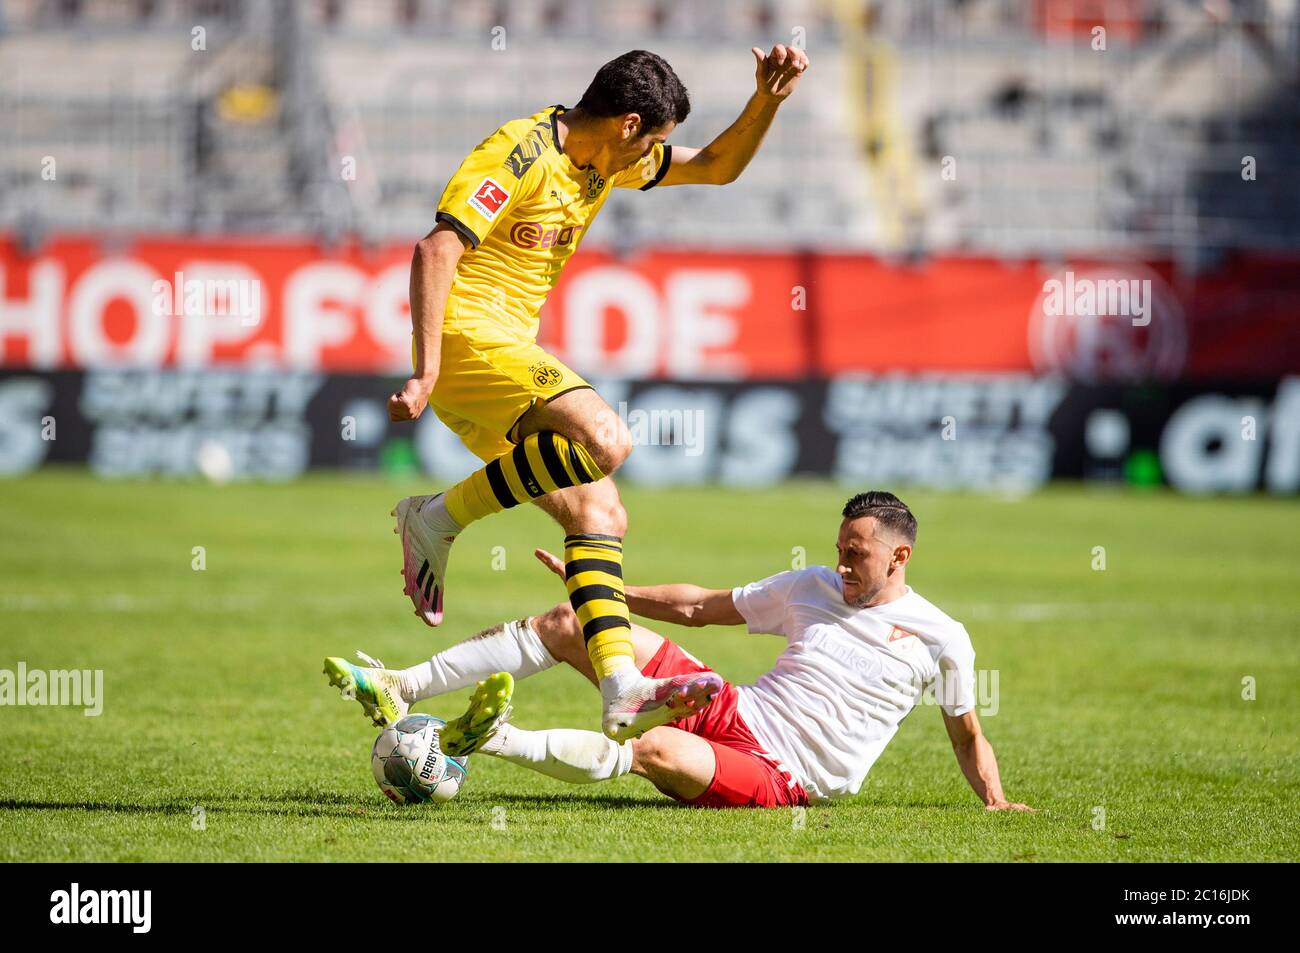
top-left (640, 638), bottom-right (810, 809)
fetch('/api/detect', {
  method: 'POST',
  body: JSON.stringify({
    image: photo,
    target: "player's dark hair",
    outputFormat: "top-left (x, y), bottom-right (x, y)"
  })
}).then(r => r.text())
top-left (842, 491), bottom-right (917, 545)
top-left (576, 50), bottom-right (691, 132)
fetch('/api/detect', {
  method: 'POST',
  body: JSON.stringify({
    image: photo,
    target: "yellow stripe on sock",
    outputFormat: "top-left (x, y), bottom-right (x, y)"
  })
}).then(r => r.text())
top-left (445, 472), bottom-right (499, 526)
top-left (524, 438), bottom-right (561, 496)
top-left (564, 534), bottom-right (633, 679)
top-left (442, 432), bottom-right (605, 528)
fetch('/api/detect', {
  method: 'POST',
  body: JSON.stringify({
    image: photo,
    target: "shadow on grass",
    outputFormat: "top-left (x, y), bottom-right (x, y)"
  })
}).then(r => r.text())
top-left (461, 791), bottom-right (687, 810)
top-left (0, 788), bottom-right (689, 820)
top-left (0, 796), bottom-right (423, 821)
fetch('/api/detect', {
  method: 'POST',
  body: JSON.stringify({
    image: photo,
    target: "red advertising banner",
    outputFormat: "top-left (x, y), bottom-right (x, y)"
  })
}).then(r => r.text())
top-left (2, 235), bottom-right (1296, 380)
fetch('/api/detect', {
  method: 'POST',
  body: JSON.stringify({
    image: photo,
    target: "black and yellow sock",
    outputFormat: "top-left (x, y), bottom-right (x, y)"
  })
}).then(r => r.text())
top-left (444, 431), bottom-right (605, 527)
top-left (564, 534), bottom-right (634, 679)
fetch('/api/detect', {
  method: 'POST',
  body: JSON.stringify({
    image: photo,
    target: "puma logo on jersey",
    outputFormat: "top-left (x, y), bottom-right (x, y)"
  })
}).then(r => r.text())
top-left (469, 178), bottom-right (510, 220)
top-left (504, 121), bottom-right (551, 178)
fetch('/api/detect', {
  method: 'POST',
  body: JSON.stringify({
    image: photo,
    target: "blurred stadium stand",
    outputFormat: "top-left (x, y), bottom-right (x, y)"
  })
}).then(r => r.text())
top-left (3, 1), bottom-right (1299, 492)
top-left (2, 0), bottom-right (1297, 261)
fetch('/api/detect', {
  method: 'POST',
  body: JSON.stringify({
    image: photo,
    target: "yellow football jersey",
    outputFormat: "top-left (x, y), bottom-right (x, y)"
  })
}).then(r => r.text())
top-left (434, 104), bottom-right (670, 344)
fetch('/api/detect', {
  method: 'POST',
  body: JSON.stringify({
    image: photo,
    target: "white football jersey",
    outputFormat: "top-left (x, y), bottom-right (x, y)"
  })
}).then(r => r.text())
top-left (731, 566), bottom-right (976, 802)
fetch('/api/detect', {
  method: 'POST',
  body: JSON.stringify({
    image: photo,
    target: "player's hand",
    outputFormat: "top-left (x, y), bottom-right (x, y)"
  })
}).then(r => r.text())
top-left (752, 44), bottom-right (809, 101)
top-left (533, 548), bottom-right (566, 582)
top-left (388, 376), bottom-right (435, 422)
top-left (986, 800), bottom-right (1037, 812)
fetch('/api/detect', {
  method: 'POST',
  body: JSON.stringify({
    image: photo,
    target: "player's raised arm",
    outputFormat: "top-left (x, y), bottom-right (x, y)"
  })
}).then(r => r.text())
top-left (533, 548), bottom-right (744, 627)
top-left (389, 223), bottom-right (468, 422)
top-left (942, 709), bottom-right (1036, 812)
top-left (659, 43), bottom-right (809, 187)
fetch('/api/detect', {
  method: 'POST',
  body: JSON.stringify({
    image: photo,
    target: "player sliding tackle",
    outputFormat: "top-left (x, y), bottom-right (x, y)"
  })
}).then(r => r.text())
top-left (326, 493), bottom-right (1034, 810)
top-left (372, 45), bottom-right (809, 742)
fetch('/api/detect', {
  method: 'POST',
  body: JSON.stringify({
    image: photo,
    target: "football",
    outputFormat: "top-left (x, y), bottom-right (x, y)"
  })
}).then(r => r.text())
top-left (370, 714), bottom-right (468, 805)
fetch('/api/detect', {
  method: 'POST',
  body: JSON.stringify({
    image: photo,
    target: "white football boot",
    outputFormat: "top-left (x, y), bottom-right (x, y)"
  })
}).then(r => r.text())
top-left (601, 670), bottom-right (725, 742)
top-left (393, 493), bottom-right (459, 627)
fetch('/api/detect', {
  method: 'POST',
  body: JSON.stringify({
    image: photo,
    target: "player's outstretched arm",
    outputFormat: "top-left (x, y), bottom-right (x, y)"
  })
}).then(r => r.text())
top-left (659, 43), bottom-right (809, 187)
top-left (533, 548), bottom-right (744, 627)
top-left (389, 223), bottom-right (469, 422)
top-left (942, 709), bottom-right (1036, 812)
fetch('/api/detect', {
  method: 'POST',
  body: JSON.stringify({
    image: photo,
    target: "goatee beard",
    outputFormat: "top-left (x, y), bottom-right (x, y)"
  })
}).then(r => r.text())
top-left (846, 585), bottom-right (879, 609)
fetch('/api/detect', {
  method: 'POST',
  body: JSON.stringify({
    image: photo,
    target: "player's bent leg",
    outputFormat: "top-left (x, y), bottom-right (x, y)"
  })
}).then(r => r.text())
top-left (520, 392), bottom-right (640, 695)
top-left (482, 721), bottom-right (635, 785)
top-left (396, 618), bottom-right (559, 703)
top-left (635, 728), bottom-right (804, 809)
top-left (530, 471), bottom-right (627, 539)
top-left (394, 425), bottom-right (608, 627)
top-left (528, 601), bottom-right (664, 686)
top-left (529, 465), bottom-right (666, 741)
top-left (528, 601), bottom-right (723, 742)
top-left (515, 386), bottom-right (633, 479)
top-left (523, 390), bottom-right (717, 741)
top-left (325, 619), bottom-right (560, 726)
top-left (532, 481), bottom-right (631, 679)
top-left (630, 727), bottom-right (717, 803)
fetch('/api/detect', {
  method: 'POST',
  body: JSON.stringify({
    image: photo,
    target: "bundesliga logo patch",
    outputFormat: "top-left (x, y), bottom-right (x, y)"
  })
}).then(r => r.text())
top-left (469, 177), bottom-right (510, 220)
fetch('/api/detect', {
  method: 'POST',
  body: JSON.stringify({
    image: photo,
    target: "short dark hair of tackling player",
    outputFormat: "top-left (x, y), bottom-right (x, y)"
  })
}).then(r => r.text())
top-left (841, 491), bottom-right (917, 545)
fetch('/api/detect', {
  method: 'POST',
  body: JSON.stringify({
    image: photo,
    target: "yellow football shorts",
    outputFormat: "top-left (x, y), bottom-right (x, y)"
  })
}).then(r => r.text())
top-left (415, 331), bottom-right (592, 462)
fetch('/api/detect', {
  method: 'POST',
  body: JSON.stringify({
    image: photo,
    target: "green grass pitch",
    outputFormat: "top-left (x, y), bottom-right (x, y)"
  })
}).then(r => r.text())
top-left (1, 468), bottom-right (1297, 861)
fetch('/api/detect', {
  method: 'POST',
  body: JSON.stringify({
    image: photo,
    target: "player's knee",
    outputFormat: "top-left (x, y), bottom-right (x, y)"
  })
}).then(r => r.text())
top-left (532, 602), bottom-right (582, 650)
top-left (630, 728), bottom-right (674, 774)
top-left (585, 411), bottom-right (632, 475)
top-left (631, 722), bottom-right (691, 774)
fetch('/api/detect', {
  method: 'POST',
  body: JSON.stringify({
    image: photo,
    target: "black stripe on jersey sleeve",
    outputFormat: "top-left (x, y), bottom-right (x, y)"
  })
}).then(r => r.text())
top-left (638, 144), bottom-right (672, 191)
top-left (434, 211), bottom-right (482, 249)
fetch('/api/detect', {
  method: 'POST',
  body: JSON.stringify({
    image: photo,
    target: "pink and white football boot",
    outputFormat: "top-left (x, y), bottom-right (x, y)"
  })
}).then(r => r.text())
top-left (393, 493), bottom-right (460, 627)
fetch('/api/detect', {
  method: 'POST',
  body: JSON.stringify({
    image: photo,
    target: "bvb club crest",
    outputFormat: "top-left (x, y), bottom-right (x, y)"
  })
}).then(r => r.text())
top-left (530, 362), bottom-right (564, 388)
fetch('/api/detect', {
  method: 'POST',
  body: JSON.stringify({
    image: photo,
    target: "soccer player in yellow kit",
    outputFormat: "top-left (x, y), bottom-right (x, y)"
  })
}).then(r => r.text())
top-left (379, 46), bottom-right (809, 745)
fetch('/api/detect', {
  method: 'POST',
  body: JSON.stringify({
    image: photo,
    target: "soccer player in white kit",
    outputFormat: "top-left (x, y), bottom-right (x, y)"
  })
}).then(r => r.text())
top-left (330, 492), bottom-right (1034, 810)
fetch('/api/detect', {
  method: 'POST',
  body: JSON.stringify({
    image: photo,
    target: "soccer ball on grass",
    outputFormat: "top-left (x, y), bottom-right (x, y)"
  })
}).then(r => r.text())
top-left (371, 714), bottom-right (467, 805)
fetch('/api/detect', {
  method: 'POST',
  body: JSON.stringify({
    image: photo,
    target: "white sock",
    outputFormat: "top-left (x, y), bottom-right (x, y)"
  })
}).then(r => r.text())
top-left (600, 657), bottom-right (642, 699)
top-left (399, 618), bottom-right (557, 702)
top-left (424, 493), bottom-right (463, 534)
top-left (482, 724), bottom-right (633, 785)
